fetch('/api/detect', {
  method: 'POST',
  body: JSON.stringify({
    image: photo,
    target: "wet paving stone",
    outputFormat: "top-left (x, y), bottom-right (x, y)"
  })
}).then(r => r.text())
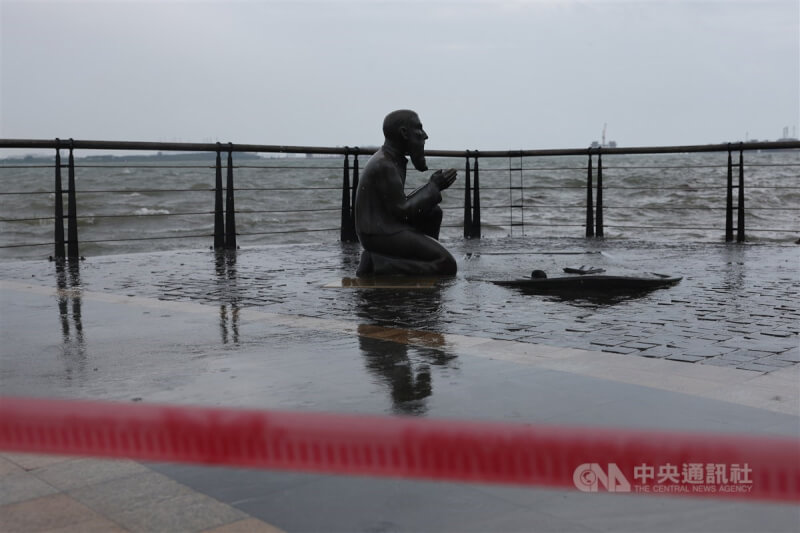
top-left (1, 237), bottom-right (797, 373)
top-left (720, 335), bottom-right (797, 353)
top-left (762, 330), bottom-right (795, 338)
top-left (620, 341), bottom-right (660, 351)
top-left (588, 338), bottom-right (628, 348)
top-left (775, 348), bottom-right (800, 362)
top-left (600, 346), bottom-right (642, 355)
top-left (684, 345), bottom-right (738, 358)
top-left (666, 354), bottom-right (707, 363)
top-left (752, 354), bottom-right (796, 367)
top-left (639, 346), bottom-right (673, 358)
top-left (716, 350), bottom-right (760, 363)
top-left (735, 362), bottom-right (786, 373)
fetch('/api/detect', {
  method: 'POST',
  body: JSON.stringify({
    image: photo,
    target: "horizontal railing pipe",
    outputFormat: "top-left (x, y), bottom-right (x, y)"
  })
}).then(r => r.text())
top-left (2, 138), bottom-right (800, 158)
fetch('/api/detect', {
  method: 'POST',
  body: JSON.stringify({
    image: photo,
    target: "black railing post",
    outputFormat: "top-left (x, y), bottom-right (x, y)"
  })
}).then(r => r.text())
top-left (225, 146), bottom-right (237, 249)
top-left (463, 151), bottom-right (472, 238)
top-left (507, 155), bottom-right (513, 235)
top-left (586, 152), bottom-right (594, 237)
top-left (54, 141), bottom-right (65, 260)
top-left (737, 147), bottom-right (745, 243)
top-left (472, 153), bottom-right (481, 238)
top-left (350, 149), bottom-right (360, 242)
top-left (519, 153), bottom-right (525, 236)
top-left (341, 149), bottom-right (350, 239)
top-left (340, 149), bottom-right (357, 242)
top-left (66, 140), bottom-right (79, 258)
top-left (725, 145), bottom-right (733, 242)
top-left (214, 146), bottom-right (225, 249)
top-left (351, 148), bottom-right (359, 217)
top-left (596, 151), bottom-right (604, 238)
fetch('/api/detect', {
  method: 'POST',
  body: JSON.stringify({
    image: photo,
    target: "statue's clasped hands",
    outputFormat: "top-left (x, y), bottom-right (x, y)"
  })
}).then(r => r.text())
top-left (430, 168), bottom-right (457, 191)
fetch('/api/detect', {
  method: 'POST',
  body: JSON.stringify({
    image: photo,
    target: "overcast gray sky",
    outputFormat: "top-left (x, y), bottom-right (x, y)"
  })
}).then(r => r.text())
top-left (1, 0), bottom-right (798, 153)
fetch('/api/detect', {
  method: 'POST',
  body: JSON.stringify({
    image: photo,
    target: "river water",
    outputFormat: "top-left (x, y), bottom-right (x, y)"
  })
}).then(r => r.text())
top-left (1, 150), bottom-right (798, 260)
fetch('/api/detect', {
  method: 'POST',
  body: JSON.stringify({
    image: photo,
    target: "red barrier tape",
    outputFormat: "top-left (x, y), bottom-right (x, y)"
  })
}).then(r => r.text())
top-left (1, 397), bottom-right (798, 503)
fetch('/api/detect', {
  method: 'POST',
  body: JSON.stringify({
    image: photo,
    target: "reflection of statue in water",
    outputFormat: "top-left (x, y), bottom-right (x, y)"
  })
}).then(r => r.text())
top-left (358, 324), bottom-right (455, 415)
top-left (355, 288), bottom-right (455, 415)
top-left (359, 333), bottom-right (432, 415)
top-left (355, 110), bottom-right (457, 276)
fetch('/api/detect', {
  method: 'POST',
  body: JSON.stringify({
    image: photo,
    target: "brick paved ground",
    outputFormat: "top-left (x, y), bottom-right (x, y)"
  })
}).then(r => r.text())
top-left (1, 237), bottom-right (797, 372)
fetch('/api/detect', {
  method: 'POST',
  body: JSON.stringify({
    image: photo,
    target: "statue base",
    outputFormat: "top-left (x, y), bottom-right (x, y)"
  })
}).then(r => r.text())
top-left (356, 250), bottom-right (456, 277)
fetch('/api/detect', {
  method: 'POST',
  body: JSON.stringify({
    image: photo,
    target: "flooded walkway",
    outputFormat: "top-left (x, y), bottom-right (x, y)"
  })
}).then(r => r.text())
top-left (2, 237), bottom-right (797, 371)
top-left (1, 237), bottom-right (798, 531)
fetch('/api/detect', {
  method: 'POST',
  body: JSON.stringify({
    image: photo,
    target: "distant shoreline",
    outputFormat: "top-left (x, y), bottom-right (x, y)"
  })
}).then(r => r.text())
top-left (0, 152), bottom-right (276, 164)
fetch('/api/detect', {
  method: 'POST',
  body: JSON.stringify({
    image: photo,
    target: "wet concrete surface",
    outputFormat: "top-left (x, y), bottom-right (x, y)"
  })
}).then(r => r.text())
top-left (1, 237), bottom-right (797, 372)
top-left (1, 238), bottom-right (799, 532)
top-left (2, 279), bottom-right (796, 425)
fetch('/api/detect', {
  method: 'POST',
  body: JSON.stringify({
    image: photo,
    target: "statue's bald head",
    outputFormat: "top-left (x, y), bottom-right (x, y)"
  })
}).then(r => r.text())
top-left (382, 109), bottom-right (429, 171)
top-left (383, 110), bottom-right (419, 144)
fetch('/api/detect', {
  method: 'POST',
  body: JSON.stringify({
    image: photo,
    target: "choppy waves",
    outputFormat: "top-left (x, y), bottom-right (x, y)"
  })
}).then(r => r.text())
top-left (1, 152), bottom-right (798, 260)
top-left (133, 208), bottom-right (170, 216)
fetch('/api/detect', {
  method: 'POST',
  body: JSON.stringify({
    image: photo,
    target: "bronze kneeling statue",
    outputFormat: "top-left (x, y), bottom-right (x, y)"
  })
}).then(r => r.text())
top-left (354, 110), bottom-right (457, 277)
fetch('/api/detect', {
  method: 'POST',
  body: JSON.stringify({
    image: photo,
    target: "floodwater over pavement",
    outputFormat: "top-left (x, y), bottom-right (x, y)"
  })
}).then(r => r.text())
top-left (2, 236), bottom-right (797, 374)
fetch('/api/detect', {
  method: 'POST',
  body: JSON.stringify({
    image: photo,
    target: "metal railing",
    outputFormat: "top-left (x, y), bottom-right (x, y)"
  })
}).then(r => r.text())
top-left (1, 138), bottom-right (798, 260)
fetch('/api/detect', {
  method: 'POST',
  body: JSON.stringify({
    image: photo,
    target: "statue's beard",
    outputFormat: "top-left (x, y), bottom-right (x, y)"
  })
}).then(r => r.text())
top-left (410, 150), bottom-right (428, 172)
